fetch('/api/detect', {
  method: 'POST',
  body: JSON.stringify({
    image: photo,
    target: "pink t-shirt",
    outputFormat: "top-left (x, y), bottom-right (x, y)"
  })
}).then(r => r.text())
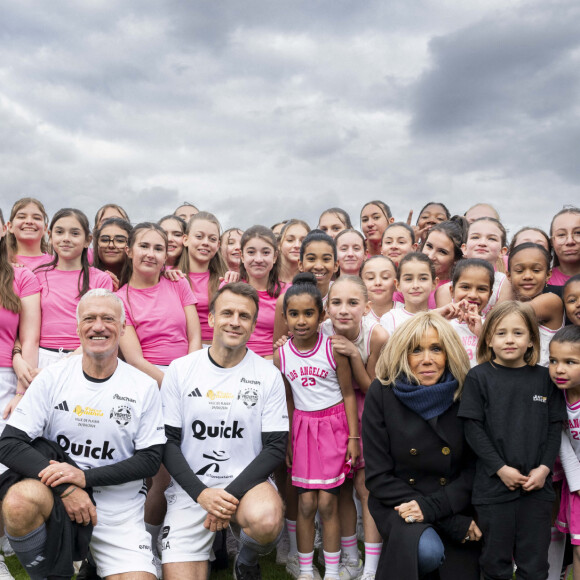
top-left (549, 267), bottom-right (572, 287)
top-left (0, 267), bottom-right (40, 367)
top-left (36, 267), bottom-right (114, 349)
top-left (188, 271), bottom-right (212, 341)
top-left (16, 254), bottom-right (53, 270)
top-left (247, 284), bottom-right (288, 357)
top-left (117, 277), bottom-right (197, 365)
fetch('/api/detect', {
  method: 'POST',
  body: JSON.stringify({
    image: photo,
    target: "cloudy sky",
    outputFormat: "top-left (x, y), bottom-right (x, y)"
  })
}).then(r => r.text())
top-left (1, 0), bottom-right (579, 237)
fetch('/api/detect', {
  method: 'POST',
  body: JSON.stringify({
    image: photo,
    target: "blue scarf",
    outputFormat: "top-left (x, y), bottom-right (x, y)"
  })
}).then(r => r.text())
top-left (392, 371), bottom-right (458, 420)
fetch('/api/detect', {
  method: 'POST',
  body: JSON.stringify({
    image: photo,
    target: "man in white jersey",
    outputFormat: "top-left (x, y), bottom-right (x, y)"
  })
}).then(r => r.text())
top-left (161, 282), bottom-right (288, 580)
top-left (0, 289), bottom-right (165, 580)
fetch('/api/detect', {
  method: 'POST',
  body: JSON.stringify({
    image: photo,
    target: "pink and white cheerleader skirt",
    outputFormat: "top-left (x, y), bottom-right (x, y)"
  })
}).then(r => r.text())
top-left (556, 478), bottom-right (580, 545)
top-left (291, 403), bottom-right (350, 491)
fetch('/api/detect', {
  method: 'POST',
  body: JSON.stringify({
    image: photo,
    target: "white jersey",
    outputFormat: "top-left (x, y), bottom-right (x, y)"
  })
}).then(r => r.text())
top-left (539, 321), bottom-right (564, 367)
top-left (481, 271), bottom-right (506, 316)
top-left (364, 302), bottom-right (403, 324)
top-left (279, 333), bottom-right (342, 412)
top-left (380, 308), bottom-right (416, 336)
top-left (564, 393), bottom-right (580, 460)
top-left (321, 316), bottom-right (377, 366)
top-left (9, 356), bottom-right (165, 525)
top-left (161, 349), bottom-right (288, 503)
top-left (450, 319), bottom-right (481, 368)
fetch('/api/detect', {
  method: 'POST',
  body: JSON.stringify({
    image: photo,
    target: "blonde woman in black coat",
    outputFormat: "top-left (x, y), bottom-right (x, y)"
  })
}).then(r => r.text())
top-left (362, 312), bottom-right (481, 580)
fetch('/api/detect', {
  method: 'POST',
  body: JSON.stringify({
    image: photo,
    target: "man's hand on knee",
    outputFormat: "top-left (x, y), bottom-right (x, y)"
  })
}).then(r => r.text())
top-left (197, 488), bottom-right (238, 520)
top-left (61, 487), bottom-right (97, 526)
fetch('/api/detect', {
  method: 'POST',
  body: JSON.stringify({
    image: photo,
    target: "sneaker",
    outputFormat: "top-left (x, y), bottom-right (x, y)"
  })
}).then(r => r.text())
top-left (233, 554), bottom-right (261, 580)
top-left (0, 538), bottom-right (13, 558)
top-left (323, 576), bottom-right (339, 580)
top-left (0, 557), bottom-right (14, 580)
top-left (276, 528), bottom-right (290, 565)
top-left (286, 554), bottom-right (322, 580)
top-left (338, 556), bottom-right (363, 580)
top-left (76, 559), bottom-right (102, 580)
top-left (359, 574), bottom-right (375, 580)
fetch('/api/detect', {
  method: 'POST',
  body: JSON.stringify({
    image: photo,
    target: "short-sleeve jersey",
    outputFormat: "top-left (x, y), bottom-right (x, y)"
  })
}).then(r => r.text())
top-left (161, 349), bottom-right (288, 502)
top-left (380, 308), bottom-right (415, 336)
top-left (116, 277), bottom-right (198, 365)
top-left (564, 391), bottom-right (580, 460)
top-left (278, 333), bottom-right (342, 412)
top-left (481, 272), bottom-right (506, 316)
top-left (8, 356), bottom-right (165, 524)
top-left (36, 267), bottom-right (114, 349)
top-left (449, 319), bottom-right (481, 368)
top-left (0, 267), bottom-right (40, 367)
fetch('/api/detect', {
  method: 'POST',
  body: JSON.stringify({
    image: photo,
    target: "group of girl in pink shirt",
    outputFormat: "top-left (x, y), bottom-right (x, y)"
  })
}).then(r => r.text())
top-left (1, 197), bottom-right (580, 579)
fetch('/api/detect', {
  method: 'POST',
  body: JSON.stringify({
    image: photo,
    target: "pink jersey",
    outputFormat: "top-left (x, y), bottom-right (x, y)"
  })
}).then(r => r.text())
top-left (188, 271), bottom-right (212, 341)
top-left (247, 284), bottom-right (287, 357)
top-left (0, 267), bottom-right (40, 367)
top-left (16, 254), bottom-right (53, 270)
top-left (550, 267), bottom-right (572, 287)
top-left (117, 277), bottom-right (197, 365)
top-left (36, 267), bottom-right (114, 349)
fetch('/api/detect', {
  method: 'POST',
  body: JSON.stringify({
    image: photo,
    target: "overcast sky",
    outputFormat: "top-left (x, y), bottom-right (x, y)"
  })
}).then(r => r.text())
top-left (1, 0), bottom-right (579, 238)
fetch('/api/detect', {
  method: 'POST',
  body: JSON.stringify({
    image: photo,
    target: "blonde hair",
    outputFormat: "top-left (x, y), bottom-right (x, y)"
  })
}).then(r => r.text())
top-left (375, 312), bottom-right (470, 399)
top-left (477, 301), bottom-right (540, 366)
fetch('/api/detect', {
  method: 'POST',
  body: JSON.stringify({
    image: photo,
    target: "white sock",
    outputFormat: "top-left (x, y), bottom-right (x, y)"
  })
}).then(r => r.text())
top-left (324, 549), bottom-right (341, 576)
top-left (298, 550), bottom-right (314, 575)
top-left (286, 519), bottom-right (298, 558)
top-left (547, 527), bottom-right (565, 580)
top-left (341, 534), bottom-right (358, 562)
top-left (364, 542), bottom-right (382, 574)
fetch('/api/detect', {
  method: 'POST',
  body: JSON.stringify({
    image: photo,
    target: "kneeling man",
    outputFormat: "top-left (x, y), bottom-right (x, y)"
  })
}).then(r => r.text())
top-left (161, 283), bottom-right (288, 580)
top-left (0, 289), bottom-right (165, 579)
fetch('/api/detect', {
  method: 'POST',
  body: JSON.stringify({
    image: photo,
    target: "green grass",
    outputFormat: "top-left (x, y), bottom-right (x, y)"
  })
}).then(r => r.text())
top-left (4, 550), bottom-right (296, 579)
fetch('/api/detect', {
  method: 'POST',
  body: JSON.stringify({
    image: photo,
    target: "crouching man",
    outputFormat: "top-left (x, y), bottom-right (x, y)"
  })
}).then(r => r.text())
top-left (0, 289), bottom-right (166, 579)
top-left (161, 283), bottom-right (288, 580)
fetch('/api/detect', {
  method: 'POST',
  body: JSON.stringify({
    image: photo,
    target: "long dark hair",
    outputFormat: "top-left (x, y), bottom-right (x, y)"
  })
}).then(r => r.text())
top-left (35, 208), bottom-right (92, 299)
top-left (93, 217), bottom-right (132, 273)
top-left (0, 233), bottom-right (20, 313)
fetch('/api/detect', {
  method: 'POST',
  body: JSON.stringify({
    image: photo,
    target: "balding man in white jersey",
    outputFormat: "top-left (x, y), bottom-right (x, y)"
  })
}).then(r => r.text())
top-left (0, 289), bottom-right (165, 580)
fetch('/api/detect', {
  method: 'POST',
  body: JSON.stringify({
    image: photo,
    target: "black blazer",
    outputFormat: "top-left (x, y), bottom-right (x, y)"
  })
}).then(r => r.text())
top-left (362, 379), bottom-right (480, 580)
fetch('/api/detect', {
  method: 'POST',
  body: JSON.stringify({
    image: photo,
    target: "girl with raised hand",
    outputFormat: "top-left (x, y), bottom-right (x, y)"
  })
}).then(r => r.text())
top-left (360, 256), bottom-right (398, 322)
top-left (413, 201), bottom-right (450, 244)
top-left (220, 227), bottom-right (244, 273)
top-left (323, 276), bottom-right (389, 580)
top-left (437, 217), bottom-right (512, 312)
top-left (239, 225), bottom-right (286, 358)
top-left (179, 211), bottom-right (227, 345)
top-left (117, 222), bottom-right (201, 385)
top-left (360, 201), bottom-right (394, 257)
top-left (278, 220), bottom-right (310, 284)
top-left (507, 242), bottom-right (565, 366)
top-left (275, 273), bottom-right (359, 580)
top-left (459, 302), bottom-right (565, 580)
top-left (318, 207), bottom-right (352, 240)
top-left (336, 229), bottom-right (366, 277)
top-left (447, 259), bottom-right (494, 367)
top-left (158, 214), bottom-right (187, 269)
top-left (549, 206), bottom-right (580, 286)
top-left (381, 222), bottom-right (417, 267)
top-left (6, 197), bottom-right (51, 270)
top-left (34, 208), bottom-right (114, 367)
top-left (92, 217), bottom-right (132, 290)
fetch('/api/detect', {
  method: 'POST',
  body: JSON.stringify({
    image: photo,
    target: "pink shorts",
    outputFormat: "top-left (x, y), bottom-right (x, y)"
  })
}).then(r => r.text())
top-left (291, 403), bottom-right (350, 491)
top-left (556, 478), bottom-right (580, 544)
